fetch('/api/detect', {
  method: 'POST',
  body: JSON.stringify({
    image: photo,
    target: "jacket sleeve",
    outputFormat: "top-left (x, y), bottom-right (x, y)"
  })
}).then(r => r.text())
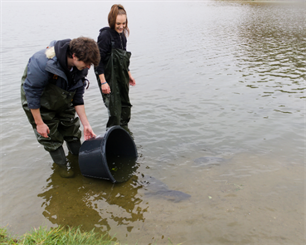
top-left (96, 30), bottom-right (112, 75)
top-left (72, 83), bottom-right (86, 106)
top-left (23, 51), bottom-right (49, 109)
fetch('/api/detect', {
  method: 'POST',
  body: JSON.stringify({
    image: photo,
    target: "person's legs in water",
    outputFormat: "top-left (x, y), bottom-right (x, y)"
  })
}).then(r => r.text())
top-left (49, 146), bottom-right (74, 178)
top-left (104, 90), bottom-right (122, 128)
top-left (41, 110), bottom-right (80, 178)
top-left (119, 76), bottom-right (132, 127)
top-left (32, 121), bottom-right (75, 178)
top-left (65, 137), bottom-right (81, 155)
top-left (65, 137), bottom-right (81, 168)
top-left (120, 105), bottom-right (131, 127)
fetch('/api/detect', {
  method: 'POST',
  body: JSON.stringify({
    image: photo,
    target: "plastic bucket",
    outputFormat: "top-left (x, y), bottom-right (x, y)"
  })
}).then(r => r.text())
top-left (78, 126), bottom-right (138, 183)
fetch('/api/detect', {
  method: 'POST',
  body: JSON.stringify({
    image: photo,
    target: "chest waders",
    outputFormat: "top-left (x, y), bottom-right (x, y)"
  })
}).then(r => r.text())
top-left (96, 41), bottom-right (132, 128)
top-left (21, 65), bottom-right (81, 154)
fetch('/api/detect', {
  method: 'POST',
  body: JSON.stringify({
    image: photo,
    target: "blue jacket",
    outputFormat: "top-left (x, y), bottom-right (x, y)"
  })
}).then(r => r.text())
top-left (23, 39), bottom-right (88, 109)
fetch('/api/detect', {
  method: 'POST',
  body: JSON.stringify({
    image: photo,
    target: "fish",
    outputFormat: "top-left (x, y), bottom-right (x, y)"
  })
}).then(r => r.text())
top-left (138, 175), bottom-right (191, 203)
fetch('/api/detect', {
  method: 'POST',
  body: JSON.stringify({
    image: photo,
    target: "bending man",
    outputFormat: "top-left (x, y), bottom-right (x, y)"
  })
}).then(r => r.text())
top-left (21, 37), bottom-right (100, 178)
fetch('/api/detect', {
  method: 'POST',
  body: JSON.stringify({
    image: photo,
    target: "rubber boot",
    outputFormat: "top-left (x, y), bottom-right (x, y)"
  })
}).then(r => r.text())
top-left (66, 139), bottom-right (81, 156)
top-left (49, 146), bottom-right (74, 178)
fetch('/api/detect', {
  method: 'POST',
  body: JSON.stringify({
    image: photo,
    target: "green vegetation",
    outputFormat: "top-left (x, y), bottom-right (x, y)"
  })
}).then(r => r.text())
top-left (0, 226), bottom-right (182, 245)
top-left (0, 226), bottom-right (118, 245)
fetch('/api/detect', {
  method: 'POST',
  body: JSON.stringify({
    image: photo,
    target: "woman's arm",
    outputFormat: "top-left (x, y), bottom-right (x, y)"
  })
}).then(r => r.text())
top-left (96, 29), bottom-right (112, 75)
top-left (99, 73), bottom-right (111, 94)
top-left (96, 28), bottom-right (112, 94)
top-left (128, 71), bottom-right (136, 86)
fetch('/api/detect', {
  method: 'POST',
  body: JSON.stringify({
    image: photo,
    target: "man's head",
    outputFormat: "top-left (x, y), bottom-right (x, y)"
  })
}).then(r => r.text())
top-left (68, 37), bottom-right (100, 70)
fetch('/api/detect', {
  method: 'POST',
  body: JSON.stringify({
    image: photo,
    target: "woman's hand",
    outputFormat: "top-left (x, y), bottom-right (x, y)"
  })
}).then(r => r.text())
top-left (99, 74), bottom-right (111, 94)
top-left (128, 72), bottom-right (136, 86)
top-left (101, 82), bottom-right (111, 94)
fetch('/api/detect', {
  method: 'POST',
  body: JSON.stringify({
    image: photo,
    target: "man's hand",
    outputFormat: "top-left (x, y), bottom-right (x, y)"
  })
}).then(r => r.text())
top-left (83, 125), bottom-right (96, 140)
top-left (36, 123), bottom-right (50, 138)
top-left (30, 108), bottom-right (49, 138)
top-left (75, 105), bottom-right (96, 141)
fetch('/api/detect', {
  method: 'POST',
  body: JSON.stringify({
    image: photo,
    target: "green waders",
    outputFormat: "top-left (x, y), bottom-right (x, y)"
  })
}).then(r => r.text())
top-left (21, 65), bottom-right (81, 177)
top-left (96, 44), bottom-right (132, 128)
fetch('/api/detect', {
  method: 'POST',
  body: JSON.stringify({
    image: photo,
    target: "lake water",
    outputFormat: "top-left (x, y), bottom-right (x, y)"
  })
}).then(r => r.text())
top-left (1, 1), bottom-right (305, 244)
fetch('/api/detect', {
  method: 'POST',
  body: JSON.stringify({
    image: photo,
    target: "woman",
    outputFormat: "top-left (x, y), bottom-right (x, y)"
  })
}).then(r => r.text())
top-left (95, 4), bottom-right (136, 129)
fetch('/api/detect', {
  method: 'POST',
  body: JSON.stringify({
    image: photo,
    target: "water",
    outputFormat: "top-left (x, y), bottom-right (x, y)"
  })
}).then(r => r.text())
top-left (1, 1), bottom-right (305, 244)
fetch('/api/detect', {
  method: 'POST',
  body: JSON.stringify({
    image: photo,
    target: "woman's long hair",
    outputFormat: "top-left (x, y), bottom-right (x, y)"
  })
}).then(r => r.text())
top-left (108, 4), bottom-right (130, 36)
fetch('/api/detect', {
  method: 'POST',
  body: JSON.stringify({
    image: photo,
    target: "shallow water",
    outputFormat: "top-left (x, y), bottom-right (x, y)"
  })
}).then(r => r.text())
top-left (1, 1), bottom-right (305, 244)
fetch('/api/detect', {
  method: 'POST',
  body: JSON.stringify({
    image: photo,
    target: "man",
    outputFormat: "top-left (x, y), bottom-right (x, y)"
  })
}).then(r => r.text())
top-left (21, 37), bottom-right (100, 178)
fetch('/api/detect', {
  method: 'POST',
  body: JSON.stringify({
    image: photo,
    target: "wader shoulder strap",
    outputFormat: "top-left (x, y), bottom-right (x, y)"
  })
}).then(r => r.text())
top-left (107, 30), bottom-right (115, 49)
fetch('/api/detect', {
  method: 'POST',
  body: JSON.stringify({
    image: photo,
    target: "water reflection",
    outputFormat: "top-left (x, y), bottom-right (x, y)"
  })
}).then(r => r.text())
top-left (236, 3), bottom-right (306, 97)
top-left (38, 153), bottom-right (146, 234)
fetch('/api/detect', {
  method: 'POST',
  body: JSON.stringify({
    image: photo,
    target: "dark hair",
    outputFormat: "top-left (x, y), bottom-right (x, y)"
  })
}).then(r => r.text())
top-left (108, 4), bottom-right (130, 36)
top-left (69, 37), bottom-right (100, 67)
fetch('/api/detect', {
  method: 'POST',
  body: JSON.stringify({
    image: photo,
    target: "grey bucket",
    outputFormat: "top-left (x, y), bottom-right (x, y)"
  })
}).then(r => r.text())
top-left (78, 126), bottom-right (138, 183)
